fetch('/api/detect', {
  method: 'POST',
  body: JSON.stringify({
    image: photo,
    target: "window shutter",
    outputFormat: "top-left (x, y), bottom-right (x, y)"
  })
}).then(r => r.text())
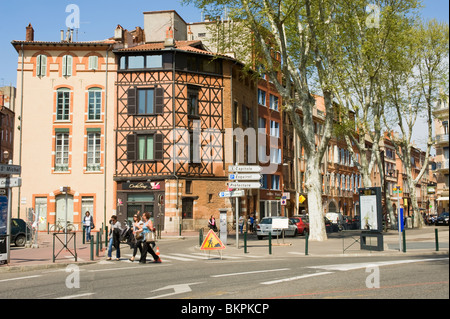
top-left (36, 55), bottom-right (41, 76)
top-left (89, 56), bottom-right (98, 70)
top-left (154, 134), bottom-right (164, 161)
top-left (127, 88), bottom-right (137, 115)
top-left (155, 87), bottom-right (164, 114)
top-left (127, 134), bottom-right (136, 161)
top-left (37, 55), bottom-right (47, 77)
top-left (62, 56), bottom-right (67, 76)
top-left (66, 55), bottom-right (73, 76)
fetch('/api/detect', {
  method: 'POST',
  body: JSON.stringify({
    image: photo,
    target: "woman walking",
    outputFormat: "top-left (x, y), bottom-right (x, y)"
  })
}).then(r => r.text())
top-left (139, 212), bottom-right (161, 264)
top-left (129, 213), bottom-right (143, 262)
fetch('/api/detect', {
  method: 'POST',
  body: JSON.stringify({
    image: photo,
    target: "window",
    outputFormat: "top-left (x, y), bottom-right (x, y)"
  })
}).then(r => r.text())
top-left (55, 132), bottom-right (69, 172)
top-left (138, 88), bottom-right (155, 114)
top-left (36, 54), bottom-right (47, 77)
top-left (88, 56), bottom-right (98, 70)
top-left (56, 89), bottom-right (70, 121)
top-left (87, 132), bottom-right (101, 171)
top-left (128, 55), bottom-right (145, 69)
top-left (186, 181), bottom-right (193, 194)
top-left (81, 197), bottom-right (94, 216)
top-left (127, 87), bottom-right (164, 115)
top-left (146, 55), bottom-right (162, 68)
top-left (258, 117), bottom-right (266, 134)
top-left (127, 133), bottom-right (163, 162)
top-left (261, 174), bottom-right (268, 189)
top-left (138, 135), bottom-right (154, 161)
top-left (443, 121), bottom-right (449, 135)
top-left (234, 101), bottom-right (239, 124)
top-left (188, 89), bottom-right (199, 117)
top-left (258, 89), bottom-right (266, 106)
top-left (88, 88), bottom-right (102, 120)
top-left (269, 94), bottom-right (279, 111)
top-left (270, 148), bottom-right (281, 164)
top-left (270, 121), bottom-right (279, 138)
top-left (271, 175), bottom-right (280, 190)
top-left (62, 55), bottom-right (73, 77)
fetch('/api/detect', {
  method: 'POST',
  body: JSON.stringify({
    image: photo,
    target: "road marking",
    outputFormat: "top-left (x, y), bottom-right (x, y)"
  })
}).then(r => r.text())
top-left (171, 253), bottom-right (210, 260)
top-left (307, 257), bottom-right (449, 272)
top-left (211, 268), bottom-right (290, 278)
top-left (260, 272), bottom-right (334, 285)
top-left (57, 292), bottom-right (95, 299)
top-left (0, 275), bottom-right (42, 283)
top-left (160, 254), bottom-right (195, 261)
top-left (147, 282), bottom-right (204, 299)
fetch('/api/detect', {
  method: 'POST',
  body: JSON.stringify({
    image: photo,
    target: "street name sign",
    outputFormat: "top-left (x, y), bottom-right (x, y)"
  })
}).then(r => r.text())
top-left (219, 190), bottom-right (245, 198)
top-left (228, 182), bottom-right (262, 189)
top-left (0, 177), bottom-right (22, 188)
top-left (228, 165), bottom-right (262, 173)
top-left (0, 164), bottom-right (21, 175)
top-left (228, 173), bottom-right (262, 181)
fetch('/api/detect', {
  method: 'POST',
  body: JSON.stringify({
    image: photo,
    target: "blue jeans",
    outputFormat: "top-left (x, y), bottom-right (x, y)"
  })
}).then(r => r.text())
top-left (107, 237), bottom-right (120, 259)
top-left (84, 226), bottom-right (91, 241)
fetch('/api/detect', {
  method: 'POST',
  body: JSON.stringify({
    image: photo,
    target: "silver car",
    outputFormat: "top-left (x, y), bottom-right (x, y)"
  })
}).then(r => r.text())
top-left (256, 216), bottom-right (298, 240)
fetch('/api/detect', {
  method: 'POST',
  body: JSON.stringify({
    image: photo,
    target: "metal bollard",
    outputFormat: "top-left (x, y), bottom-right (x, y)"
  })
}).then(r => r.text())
top-left (82, 227), bottom-right (85, 244)
top-left (435, 228), bottom-right (439, 252)
top-left (402, 230), bottom-right (406, 253)
top-left (96, 232), bottom-right (100, 257)
top-left (199, 228), bottom-right (203, 246)
top-left (179, 223), bottom-right (182, 237)
top-left (305, 232), bottom-right (309, 256)
top-left (90, 236), bottom-right (94, 261)
top-left (244, 231), bottom-right (247, 254)
top-left (269, 232), bottom-right (272, 255)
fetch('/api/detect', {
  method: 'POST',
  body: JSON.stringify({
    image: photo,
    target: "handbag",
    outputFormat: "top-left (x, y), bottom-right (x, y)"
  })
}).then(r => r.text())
top-left (145, 231), bottom-right (156, 243)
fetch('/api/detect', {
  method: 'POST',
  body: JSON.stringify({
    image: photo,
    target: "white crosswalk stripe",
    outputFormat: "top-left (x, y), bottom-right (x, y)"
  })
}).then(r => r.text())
top-left (119, 252), bottom-right (266, 263)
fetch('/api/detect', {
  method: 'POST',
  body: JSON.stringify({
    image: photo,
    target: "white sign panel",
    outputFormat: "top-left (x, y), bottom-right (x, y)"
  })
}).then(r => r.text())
top-left (272, 218), bottom-right (289, 230)
top-left (219, 190), bottom-right (245, 198)
top-left (228, 166), bottom-right (263, 173)
top-left (0, 177), bottom-right (22, 188)
top-left (228, 182), bottom-right (262, 189)
top-left (229, 173), bottom-right (262, 181)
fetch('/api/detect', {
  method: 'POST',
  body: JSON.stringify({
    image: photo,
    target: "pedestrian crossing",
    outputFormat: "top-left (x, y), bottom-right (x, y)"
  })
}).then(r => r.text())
top-left (115, 252), bottom-right (266, 263)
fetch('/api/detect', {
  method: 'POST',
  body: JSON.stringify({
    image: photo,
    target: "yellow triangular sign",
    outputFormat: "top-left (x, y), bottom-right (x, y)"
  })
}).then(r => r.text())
top-left (200, 230), bottom-right (226, 250)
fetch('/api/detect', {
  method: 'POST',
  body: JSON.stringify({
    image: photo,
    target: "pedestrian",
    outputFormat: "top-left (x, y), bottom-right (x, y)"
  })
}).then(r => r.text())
top-left (238, 215), bottom-right (244, 234)
top-left (129, 213), bottom-right (143, 262)
top-left (139, 212), bottom-right (161, 264)
top-left (107, 215), bottom-right (122, 261)
top-left (208, 215), bottom-right (217, 232)
top-left (83, 211), bottom-right (94, 242)
top-left (249, 213), bottom-right (255, 232)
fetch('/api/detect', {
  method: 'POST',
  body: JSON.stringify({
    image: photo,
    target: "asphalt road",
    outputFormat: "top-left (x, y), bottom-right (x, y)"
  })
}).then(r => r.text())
top-left (0, 237), bottom-right (448, 303)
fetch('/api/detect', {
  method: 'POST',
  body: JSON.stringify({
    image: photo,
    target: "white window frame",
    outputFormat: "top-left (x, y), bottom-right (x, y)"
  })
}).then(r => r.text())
top-left (55, 133), bottom-right (69, 172)
top-left (62, 55), bottom-right (73, 77)
top-left (36, 54), bottom-right (47, 77)
top-left (87, 132), bottom-right (101, 171)
top-left (88, 88), bottom-right (102, 121)
top-left (88, 56), bottom-right (99, 70)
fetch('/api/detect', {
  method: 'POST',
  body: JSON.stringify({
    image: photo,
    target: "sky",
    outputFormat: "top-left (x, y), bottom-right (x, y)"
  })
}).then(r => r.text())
top-left (0, 0), bottom-right (448, 149)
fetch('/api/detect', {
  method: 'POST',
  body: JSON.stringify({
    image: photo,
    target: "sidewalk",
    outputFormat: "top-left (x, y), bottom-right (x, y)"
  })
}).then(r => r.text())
top-left (1, 226), bottom-right (448, 273)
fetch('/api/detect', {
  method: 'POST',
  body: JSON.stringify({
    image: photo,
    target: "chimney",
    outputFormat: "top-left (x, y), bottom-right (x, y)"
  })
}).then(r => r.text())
top-left (26, 23), bottom-right (34, 41)
top-left (164, 26), bottom-right (175, 47)
top-left (187, 26), bottom-right (194, 41)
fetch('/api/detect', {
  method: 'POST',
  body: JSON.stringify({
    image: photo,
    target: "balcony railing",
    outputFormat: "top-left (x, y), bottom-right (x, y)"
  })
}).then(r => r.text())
top-left (434, 134), bottom-right (449, 145)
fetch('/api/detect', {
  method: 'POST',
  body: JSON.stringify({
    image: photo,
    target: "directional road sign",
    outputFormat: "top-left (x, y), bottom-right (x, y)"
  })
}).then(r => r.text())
top-left (219, 190), bottom-right (245, 198)
top-left (228, 165), bottom-right (262, 173)
top-left (228, 182), bottom-right (262, 189)
top-left (0, 164), bottom-right (21, 175)
top-left (228, 173), bottom-right (262, 181)
top-left (0, 177), bottom-right (22, 188)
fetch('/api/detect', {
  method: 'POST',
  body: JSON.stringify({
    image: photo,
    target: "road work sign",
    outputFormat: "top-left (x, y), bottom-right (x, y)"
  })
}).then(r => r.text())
top-left (200, 230), bottom-right (226, 251)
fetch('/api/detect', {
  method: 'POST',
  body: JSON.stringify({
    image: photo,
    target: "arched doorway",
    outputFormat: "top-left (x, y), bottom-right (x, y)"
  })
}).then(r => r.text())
top-left (329, 201), bottom-right (337, 213)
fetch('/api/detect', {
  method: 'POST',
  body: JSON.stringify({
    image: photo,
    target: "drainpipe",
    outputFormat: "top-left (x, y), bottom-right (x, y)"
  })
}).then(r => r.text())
top-left (17, 44), bottom-right (25, 219)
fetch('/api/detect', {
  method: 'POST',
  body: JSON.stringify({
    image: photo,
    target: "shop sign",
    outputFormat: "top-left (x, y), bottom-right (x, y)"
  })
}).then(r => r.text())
top-left (123, 182), bottom-right (161, 190)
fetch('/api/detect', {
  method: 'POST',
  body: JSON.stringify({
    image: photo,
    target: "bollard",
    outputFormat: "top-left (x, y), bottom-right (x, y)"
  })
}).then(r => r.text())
top-left (199, 228), bottom-right (203, 246)
top-left (305, 232), bottom-right (309, 256)
top-left (435, 228), bottom-right (439, 252)
top-left (244, 231), bottom-right (247, 254)
top-left (96, 232), bottom-right (100, 257)
top-left (82, 227), bottom-right (85, 244)
top-left (179, 223), bottom-right (182, 237)
top-left (269, 232), bottom-right (272, 255)
top-left (90, 236), bottom-right (94, 261)
top-left (105, 226), bottom-right (108, 248)
top-left (402, 230), bottom-right (406, 253)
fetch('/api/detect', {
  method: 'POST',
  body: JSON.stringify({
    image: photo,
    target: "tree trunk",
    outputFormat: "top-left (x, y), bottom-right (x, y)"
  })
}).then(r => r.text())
top-left (305, 158), bottom-right (327, 241)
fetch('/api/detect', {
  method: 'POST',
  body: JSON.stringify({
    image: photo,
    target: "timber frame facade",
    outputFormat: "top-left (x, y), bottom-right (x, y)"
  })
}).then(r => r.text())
top-left (114, 41), bottom-right (235, 231)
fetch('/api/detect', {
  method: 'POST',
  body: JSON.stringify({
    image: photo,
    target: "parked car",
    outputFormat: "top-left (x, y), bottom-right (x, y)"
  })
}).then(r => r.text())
top-left (256, 216), bottom-right (298, 240)
top-left (435, 212), bottom-right (449, 226)
top-left (11, 218), bottom-right (32, 247)
top-left (289, 215), bottom-right (309, 235)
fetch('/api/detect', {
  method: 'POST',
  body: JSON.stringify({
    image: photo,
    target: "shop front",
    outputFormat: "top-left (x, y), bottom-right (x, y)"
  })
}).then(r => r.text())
top-left (116, 181), bottom-right (165, 229)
